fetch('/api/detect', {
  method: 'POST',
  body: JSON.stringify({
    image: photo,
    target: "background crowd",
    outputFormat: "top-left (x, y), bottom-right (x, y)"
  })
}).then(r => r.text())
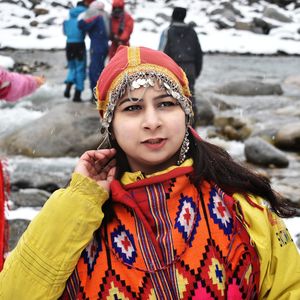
top-left (61, 0), bottom-right (203, 118)
top-left (63, 0), bottom-right (134, 103)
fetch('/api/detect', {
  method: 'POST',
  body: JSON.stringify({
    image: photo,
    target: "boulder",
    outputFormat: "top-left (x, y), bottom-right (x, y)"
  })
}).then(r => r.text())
top-left (216, 80), bottom-right (283, 96)
top-left (275, 122), bottom-right (300, 150)
top-left (263, 6), bottom-right (293, 23)
top-left (195, 96), bottom-right (215, 126)
top-left (33, 7), bottom-right (49, 16)
top-left (245, 137), bottom-right (289, 167)
top-left (8, 219), bottom-right (30, 250)
top-left (0, 102), bottom-right (101, 157)
top-left (214, 116), bottom-right (252, 141)
top-left (11, 188), bottom-right (51, 207)
top-left (209, 94), bottom-right (236, 111)
top-left (8, 157), bottom-right (76, 190)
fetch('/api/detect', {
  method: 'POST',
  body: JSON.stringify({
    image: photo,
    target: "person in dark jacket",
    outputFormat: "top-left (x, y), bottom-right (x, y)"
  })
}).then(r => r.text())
top-left (63, 2), bottom-right (87, 102)
top-left (159, 7), bottom-right (203, 126)
top-left (78, 1), bottom-right (109, 102)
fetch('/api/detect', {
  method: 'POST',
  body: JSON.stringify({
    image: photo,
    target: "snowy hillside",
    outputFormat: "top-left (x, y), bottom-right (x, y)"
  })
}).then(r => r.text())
top-left (0, 0), bottom-right (299, 54)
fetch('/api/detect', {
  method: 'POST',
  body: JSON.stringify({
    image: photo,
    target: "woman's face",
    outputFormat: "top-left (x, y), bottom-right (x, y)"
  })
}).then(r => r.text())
top-left (112, 82), bottom-right (186, 174)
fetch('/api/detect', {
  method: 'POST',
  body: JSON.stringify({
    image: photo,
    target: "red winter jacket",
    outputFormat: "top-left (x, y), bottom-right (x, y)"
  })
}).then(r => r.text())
top-left (109, 5), bottom-right (134, 59)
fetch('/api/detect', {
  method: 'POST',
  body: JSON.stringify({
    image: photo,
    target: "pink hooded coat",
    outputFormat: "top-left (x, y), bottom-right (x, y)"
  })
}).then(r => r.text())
top-left (0, 67), bottom-right (39, 102)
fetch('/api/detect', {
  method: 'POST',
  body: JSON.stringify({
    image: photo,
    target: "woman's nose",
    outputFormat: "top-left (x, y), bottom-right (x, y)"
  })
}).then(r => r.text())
top-left (142, 106), bottom-right (162, 130)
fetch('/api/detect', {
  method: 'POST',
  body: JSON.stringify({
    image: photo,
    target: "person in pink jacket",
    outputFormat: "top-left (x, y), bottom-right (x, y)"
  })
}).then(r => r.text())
top-left (0, 67), bottom-right (45, 102)
top-left (0, 67), bottom-right (44, 269)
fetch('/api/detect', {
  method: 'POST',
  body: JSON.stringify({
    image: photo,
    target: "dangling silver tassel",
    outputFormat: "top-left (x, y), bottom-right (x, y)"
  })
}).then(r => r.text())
top-left (97, 126), bottom-right (112, 150)
top-left (177, 130), bottom-right (190, 165)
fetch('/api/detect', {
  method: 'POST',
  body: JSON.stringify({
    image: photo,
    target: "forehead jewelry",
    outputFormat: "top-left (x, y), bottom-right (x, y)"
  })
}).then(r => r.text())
top-left (127, 76), bottom-right (152, 103)
top-left (101, 72), bottom-right (193, 129)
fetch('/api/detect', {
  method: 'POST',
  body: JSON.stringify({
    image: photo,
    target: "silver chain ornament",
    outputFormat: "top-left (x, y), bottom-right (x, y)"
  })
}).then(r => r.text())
top-left (177, 130), bottom-right (190, 165)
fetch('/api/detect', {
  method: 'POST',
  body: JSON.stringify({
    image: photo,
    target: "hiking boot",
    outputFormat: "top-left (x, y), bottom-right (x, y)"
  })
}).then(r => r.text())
top-left (90, 92), bottom-right (97, 104)
top-left (64, 82), bottom-right (73, 98)
top-left (73, 89), bottom-right (82, 102)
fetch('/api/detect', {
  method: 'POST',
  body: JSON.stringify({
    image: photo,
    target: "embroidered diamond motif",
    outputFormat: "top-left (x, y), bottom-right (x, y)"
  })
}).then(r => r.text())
top-left (111, 224), bottom-right (137, 265)
top-left (108, 282), bottom-right (130, 300)
top-left (198, 239), bottom-right (227, 299)
top-left (208, 258), bottom-right (226, 295)
top-left (176, 268), bottom-right (189, 299)
top-left (82, 235), bottom-right (102, 276)
top-left (208, 188), bottom-right (233, 235)
top-left (175, 194), bottom-right (200, 242)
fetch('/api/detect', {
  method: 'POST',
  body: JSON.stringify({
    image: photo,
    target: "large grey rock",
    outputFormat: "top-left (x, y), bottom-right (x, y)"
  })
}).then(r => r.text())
top-left (245, 137), bottom-right (289, 167)
top-left (275, 122), bottom-right (300, 150)
top-left (11, 188), bottom-right (51, 207)
top-left (8, 157), bottom-right (76, 189)
top-left (8, 219), bottom-right (30, 250)
top-left (252, 17), bottom-right (278, 34)
top-left (263, 6), bottom-right (293, 23)
top-left (208, 94), bottom-right (236, 111)
top-left (216, 80), bottom-right (283, 96)
top-left (0, 102), bottom-right (101, 157)
top-left (195, 96), bottom-right (215, 126)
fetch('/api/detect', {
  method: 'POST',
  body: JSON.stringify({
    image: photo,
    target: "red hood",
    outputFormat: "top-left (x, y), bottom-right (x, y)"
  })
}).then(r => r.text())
top-left (112, 0), bottom-right (124, 8)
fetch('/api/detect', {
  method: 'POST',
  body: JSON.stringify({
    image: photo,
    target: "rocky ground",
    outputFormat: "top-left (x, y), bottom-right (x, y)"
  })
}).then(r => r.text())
top-left (0, 49), bottom-right (299, 250)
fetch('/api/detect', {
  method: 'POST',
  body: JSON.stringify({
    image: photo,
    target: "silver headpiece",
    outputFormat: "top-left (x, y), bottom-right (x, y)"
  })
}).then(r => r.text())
top-left (101, 71), bottom-right (193, 129)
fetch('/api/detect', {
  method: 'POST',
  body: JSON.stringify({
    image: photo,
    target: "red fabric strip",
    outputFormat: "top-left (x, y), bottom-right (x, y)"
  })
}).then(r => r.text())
top-left (121, 166), bottom-right (193, 190)
top-left (0, 159), bottom-right (10, 271)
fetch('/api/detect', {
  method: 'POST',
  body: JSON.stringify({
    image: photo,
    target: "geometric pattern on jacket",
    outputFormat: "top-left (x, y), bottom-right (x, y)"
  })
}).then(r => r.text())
top-left (62, 166), bottom-right (260, 299)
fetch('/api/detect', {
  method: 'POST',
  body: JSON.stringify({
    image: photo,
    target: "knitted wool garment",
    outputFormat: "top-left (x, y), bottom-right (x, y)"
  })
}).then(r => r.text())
top-left (62, 165), bottom-right (260, 299)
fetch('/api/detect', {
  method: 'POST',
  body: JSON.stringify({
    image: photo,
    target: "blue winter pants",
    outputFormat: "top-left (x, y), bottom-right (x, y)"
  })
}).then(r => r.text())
top-left (64, 42), bottom-right (86, 91)
top-left (65, 59), bottom-right (86, 92)
top-left (89, 48), bottom-right (108, 92)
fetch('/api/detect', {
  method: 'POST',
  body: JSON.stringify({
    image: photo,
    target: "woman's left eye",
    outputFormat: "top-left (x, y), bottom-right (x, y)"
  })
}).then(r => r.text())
top-left (124, 104), bottom-right (141, 111)
top-left (159, 101), bottom-right (177, 108)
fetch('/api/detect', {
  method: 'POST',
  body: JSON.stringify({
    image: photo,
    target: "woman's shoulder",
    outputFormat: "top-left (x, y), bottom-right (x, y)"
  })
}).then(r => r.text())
top-left (231, 192), bottom-right (293, 247)
top-left (233, 192), bottom-right (265, 210)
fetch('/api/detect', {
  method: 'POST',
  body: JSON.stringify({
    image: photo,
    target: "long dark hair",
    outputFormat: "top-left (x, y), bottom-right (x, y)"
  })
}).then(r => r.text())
top-left (102, 126), bottom-right (296, 219)
top-left (187, 128), bottom-right (296, 218)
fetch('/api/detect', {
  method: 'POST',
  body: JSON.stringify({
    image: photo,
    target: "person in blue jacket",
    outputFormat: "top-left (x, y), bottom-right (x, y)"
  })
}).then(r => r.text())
top-left (63, 2), bottom-right (87, 102)
top-left (78, 1), bottom-right (109, 102)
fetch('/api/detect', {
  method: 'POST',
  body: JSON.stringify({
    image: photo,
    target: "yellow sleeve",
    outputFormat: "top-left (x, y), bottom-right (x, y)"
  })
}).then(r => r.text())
top-left (234, 193), bottom-right (300, 300)
top-left (0, 173), bottom-right (109, 300)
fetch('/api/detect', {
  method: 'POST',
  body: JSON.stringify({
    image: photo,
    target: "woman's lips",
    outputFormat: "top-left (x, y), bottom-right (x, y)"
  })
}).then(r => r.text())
top-left (142, 138), bottom-right (166, 149)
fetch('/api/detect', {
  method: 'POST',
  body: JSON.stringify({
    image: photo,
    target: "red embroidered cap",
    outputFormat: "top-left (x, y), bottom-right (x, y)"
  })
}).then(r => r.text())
top-left (95, 46), bottom-right (191, 119)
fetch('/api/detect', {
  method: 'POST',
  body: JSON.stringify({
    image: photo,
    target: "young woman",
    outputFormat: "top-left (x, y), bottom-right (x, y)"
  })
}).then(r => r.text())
top-left (0, 46), bottom-right (299, 300)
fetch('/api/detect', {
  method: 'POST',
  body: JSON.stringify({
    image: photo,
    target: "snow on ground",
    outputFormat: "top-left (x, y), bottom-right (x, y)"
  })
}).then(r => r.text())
top-left (0, 0), bottom-right (299, 56)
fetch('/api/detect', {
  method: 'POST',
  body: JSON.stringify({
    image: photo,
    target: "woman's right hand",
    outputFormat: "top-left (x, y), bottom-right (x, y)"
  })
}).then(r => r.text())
top-left (74, 148), bottom-right (116, 193)
top-left (34, 75), bottom-right (45, 87)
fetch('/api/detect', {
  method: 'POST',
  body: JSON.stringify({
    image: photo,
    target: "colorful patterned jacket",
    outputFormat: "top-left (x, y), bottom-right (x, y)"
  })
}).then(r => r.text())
top-left (0, 162), bottom-right (299, 299)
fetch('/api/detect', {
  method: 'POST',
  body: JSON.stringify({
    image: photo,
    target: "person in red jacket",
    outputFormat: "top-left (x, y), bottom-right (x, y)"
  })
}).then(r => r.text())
top-left (109, 0), bottom-right (134, 60)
